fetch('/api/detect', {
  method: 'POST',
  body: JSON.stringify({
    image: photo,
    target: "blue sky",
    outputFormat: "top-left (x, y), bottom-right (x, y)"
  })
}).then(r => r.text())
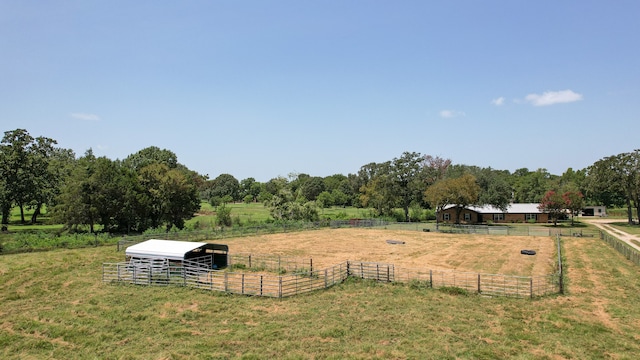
top-left (2, 1), bottom-right (639, 182)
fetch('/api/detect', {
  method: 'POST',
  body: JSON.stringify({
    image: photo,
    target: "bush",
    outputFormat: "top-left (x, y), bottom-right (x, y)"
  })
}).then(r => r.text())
top-left (216, 205), bottom-right (232, 227)
top-left (391, 209), bottom-right (406, 222)
top-left (424, 209), bottom-right (436, 221)
top-left (410, 206), bottom-right (424, 222)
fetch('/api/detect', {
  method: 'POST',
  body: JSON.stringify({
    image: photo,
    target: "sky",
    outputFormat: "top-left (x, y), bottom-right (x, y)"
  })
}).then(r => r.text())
top-left (2, 1), bottom-right (639, 182)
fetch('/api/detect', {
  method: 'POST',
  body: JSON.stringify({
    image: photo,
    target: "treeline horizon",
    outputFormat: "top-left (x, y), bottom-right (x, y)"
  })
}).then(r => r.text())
top-left (2, 128), bottom-right (639, 233)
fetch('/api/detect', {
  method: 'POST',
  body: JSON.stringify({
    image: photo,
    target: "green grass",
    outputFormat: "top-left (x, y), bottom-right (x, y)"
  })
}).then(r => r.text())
top-left (188, 202), bottom-right (373, 228)
top-left (1, 234), bottom-right (640, 359)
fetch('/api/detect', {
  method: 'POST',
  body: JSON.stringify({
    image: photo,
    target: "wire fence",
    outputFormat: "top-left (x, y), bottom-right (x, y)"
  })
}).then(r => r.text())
top-left (436, 224), bottom-right (599, 237)
top-left (115, 220), bottom-right (595, 251)
top-left (599, 231), bottom-right (640, 266)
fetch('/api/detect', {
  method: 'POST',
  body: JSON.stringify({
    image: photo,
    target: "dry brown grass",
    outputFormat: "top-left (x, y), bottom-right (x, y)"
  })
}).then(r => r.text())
top-left (219, 228), bottom-right (556, 276)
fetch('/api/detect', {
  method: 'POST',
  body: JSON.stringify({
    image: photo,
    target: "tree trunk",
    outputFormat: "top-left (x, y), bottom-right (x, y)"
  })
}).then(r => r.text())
top-left (1, 205), bottom-right (9, 232)
top-left (454, 206), bottom-right (462, 224)
top-left (19, 204), bottom-right (25, 224)
top-left (30, 203), bottom-right (41, 224)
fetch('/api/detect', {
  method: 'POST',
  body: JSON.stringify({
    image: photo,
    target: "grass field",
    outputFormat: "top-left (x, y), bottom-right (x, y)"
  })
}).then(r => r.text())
top-left (2, 229), bottom-right (640, 359)
top-left (218, 229), bottom-right (556, 276)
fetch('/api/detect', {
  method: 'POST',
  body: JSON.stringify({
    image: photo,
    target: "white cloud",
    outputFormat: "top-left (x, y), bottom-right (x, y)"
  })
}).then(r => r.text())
top-left (71, 112), bottom-right (101, 121)
top-left (491, 97), bottom-right (505, 106)
top-left (439, 110), bottom-right (466, 118)
top-left (524, 90), bottom-right (583, 107)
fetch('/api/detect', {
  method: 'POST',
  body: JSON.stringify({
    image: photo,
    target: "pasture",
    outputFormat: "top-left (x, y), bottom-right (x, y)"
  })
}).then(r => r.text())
top-left (219, 229), bottom-right (556, 276)
top-left (1, 229), bottom-right (640, 359)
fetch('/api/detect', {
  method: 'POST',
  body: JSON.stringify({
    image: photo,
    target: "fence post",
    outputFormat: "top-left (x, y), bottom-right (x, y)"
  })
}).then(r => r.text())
top-left (249, 254), bottom-right (252, 269)
top-left (530, 277), bottom-right (534, 299)
top-left (477, 274), bottom-right (481, 294)
top-left (429, 270), bottom-right (433, 288)
top-left (557, 235), bottom-right (564, 295)
top-left (279, 277), bottom-right (282, 298)
top-left (224, 272), bottom-right (228, 292)
top-left (260, 275), bottom-right (263, 296)
top-left (242, 274), bottom-right (245, 295)
top-left (325, 269), bottom-right (328, 288)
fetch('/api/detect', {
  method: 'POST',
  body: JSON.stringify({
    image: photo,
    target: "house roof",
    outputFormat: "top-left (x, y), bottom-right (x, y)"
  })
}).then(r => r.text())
top-left (444, 203), bottom-right (543, 214)
top-left (125, 239), bottom-right (208, 261)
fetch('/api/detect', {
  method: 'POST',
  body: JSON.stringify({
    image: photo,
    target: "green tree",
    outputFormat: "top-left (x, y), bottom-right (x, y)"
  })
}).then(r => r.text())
top-left (446, 165), bottom-right (511, 211)
top-left (585, 151), bottom-right (640, 224)
top-left (0, 179), bottom-right (9, 231)
top-left (359, 161), bottom-right (396, 216)
top-left (52, 150), bottom-right (101, 233)
top-left (392, 152), bottom-right (427, 222)
top-left (424, 174), bottom-right (480, 225)
top-left (316, 191), bottom-right (333, 209)
top-left (161, 167), bottom-right (201, 230)
top-left (0, 129), bottom-right (61, 224)
top-left (209, 174), bottom-right (240, 202)
top-left (299, 176), bottom-right (326, 201)
top-left (123, 146), bottom-right (178, 171)
top-left (511, 168), bottom-right (553, 203)
top-left (239, 177), bottom-right (261, 202)
top-left (323, 174), bottom-right (348, 193)
top-left (137, 163), bottom-right (200, 231)
top-left (331, 189), bottom-right (349, 207)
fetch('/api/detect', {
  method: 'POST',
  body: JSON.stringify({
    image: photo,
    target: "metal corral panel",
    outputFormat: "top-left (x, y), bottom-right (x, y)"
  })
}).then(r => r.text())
top-left (125, 239), bottom-right (208, 261)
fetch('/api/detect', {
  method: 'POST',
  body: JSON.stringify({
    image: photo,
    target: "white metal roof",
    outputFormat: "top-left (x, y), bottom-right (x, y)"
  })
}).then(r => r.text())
top-left (443, 203), bottom-right (543, 214)
top-left (125, 239), bottom-right (207, 261)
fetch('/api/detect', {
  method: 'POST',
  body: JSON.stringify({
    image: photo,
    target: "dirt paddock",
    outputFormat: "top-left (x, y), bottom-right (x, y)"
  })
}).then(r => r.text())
top-left (217, 228), bottom-right (557, 276)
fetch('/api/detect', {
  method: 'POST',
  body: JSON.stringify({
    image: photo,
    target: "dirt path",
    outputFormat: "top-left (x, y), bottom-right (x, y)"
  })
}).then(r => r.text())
top-left (582, 218), bottom-right (640, 251)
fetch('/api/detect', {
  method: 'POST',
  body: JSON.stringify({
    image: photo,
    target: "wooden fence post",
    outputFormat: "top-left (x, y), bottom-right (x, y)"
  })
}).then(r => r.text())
top-left (477, 274), bottom-right (481, 294)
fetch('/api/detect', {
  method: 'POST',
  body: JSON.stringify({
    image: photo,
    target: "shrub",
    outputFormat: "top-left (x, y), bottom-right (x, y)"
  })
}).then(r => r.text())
top-left (410, 206), bottom-right (424, 222)
top-left (439, 286), bottom-right (469, 296)
top-left (216, 205), bottom-right (232, 227)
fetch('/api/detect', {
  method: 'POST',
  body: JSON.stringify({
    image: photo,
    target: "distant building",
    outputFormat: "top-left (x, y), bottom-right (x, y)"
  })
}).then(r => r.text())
top-left (581, 206), bottom-right (607, 217)
top-left (439, 203), bottom-right (549, 224)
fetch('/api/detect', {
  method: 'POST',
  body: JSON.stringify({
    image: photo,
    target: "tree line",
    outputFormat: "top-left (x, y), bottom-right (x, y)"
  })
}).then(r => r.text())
top-left (1, 128), bottom-right (639, 234)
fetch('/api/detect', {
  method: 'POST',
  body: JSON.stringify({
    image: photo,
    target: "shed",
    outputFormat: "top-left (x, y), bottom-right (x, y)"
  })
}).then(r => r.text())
top-left (125, 239), bottom-right (228, 269)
